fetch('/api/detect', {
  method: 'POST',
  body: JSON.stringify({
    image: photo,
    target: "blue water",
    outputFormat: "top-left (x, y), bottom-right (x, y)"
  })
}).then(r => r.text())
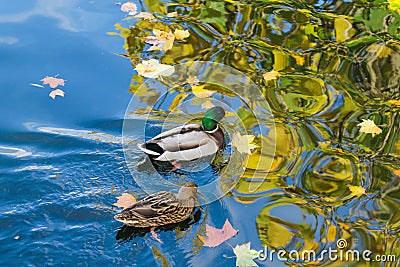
top-left (0, 2), bottom-right (255, 266)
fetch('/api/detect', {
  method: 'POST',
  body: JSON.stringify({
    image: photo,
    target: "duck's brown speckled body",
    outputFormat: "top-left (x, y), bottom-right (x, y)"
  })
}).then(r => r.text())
top-left (114, 182), bottom-right (198, 228)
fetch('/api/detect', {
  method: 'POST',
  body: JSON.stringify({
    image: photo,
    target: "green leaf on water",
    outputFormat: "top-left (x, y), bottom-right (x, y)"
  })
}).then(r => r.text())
top-left (233, 242), bottom-right (259, 267)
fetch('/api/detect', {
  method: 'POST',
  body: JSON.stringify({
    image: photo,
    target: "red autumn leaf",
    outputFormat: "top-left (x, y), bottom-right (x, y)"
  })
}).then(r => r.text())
top-left (41, 76), bottom-right (65, 88)
top-left (113, 193), bottom-right (136, 209)
top-left (198, 219), bottom-right (238, 247)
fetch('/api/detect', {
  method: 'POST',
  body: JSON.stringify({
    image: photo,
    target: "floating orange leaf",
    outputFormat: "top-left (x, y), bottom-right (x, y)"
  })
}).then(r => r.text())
top-left (113, 193), bottom-right (136, 209)
top-left (49, 89), bottom-right (65, 99)
top-left (394, 169), bottom-right (400, 176)
top-left (41, 76), bottom-right (65, 88)
top-left (198, 219), bottom-right (238, 247)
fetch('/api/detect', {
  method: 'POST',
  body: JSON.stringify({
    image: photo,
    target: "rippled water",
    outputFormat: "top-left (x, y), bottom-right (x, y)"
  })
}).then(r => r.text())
top-left (1, 0), bottom-right (400, 266)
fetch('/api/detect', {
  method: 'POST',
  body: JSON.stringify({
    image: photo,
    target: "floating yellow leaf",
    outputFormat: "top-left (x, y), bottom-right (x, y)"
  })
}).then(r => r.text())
top-left (49, 89), bottom-right (65, 99)
top-left (326, 225), bottom-right (337, 243)
top-left (174, 29), bottom-right (190, 40)
top-left (169, 93), bottom-right (186, 111)
top-left (231, 132), bottom-right (258, 154)
top-left (262, 70), bottom-right (280, 82)
top-left (394, 169), bottom-right (400, 176)
top-left (267, 221), bottom-right (292, 248)
top-left (388, 0), bottom-right (400, 14)
top-left (167, 12), bottom-right (178, 17)
top-left (292, 54), bottom-right (305, 66)
top-left (334, 16), bottom-right (354, 42)
top-left (192, 85), bottom-right (214, 98)
top-left (389, 100), bottom-right (400, 106)
top-left (233, 242), bottom-right (259, 267)
top-left (134, 59), bottom-right (175, 78)
top-left (145, 29), bottom-right (175, 51)
top-left (113, 193), bottom-right (136, 209)
top-left (134, 12), bottom-right (156, 22)
top-left (357, 119), bottom-right (382, 137)
top-left (120, 2), bottom-right (137, 15)
top-left (186, 76), bottom-right (199, 87)
top-left (348, 185), bottom-right (366, 197)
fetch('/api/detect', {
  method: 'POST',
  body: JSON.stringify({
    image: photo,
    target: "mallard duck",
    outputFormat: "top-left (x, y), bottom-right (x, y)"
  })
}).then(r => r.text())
top-left (114, 182), bottom-right (198, 227)
top-left (138, 106), bottom-right (225, 162)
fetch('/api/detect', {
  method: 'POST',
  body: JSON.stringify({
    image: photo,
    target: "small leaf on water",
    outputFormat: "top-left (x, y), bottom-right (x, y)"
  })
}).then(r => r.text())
top-left (113, 193), bottom-right (136, 209)
top-left (186, 76), bottom-right (199, 87)
top-left (174, 29), bottom-right (190, 40)
top-left (167, 12), bottom-right (178, 17)
top-left (394, 169), bottom-right (400, 176)
top-left (120, 2), bottom-right (137, 15)
top-left (134, 59), bottom-right (175, 78)
top-left (262, 70), bottom-right (280, 82)
top-left (145, 29), bottom-right (175, 51)
top-left (348, 185), bottom-right (366, 197)
top-left (357, 119), bottom-right (382, 137)
top-left (233, 242), bottom-right (259, 267)
top-left (231, 132), bottom-right (258, 154)
top-left (134, 12), bottom-right (156, 21)
top-left (388, 0), bottom-right (400, 14)
top-left (292, 54), bottom-right (305, 66)
top-left (389, 100), bottom-right (400, 106)
top-left (198, 219), bottom-right (238, 247)
top-left (30, 83), bottom-right (45, 88)
top-left (201, 101), bottom-right (215, 109)
top-left (192, 85), bottom-right (214, 98)
top-left (41, 76), bottom-right (65, 88)
top-left (49, 89), bottom-right (65, 99)
top-left (150, 227), bottom-right (163, 244)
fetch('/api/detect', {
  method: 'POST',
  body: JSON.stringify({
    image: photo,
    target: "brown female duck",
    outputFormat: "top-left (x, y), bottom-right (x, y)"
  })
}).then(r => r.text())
top-left (114, 182), bottom-right (198, 227)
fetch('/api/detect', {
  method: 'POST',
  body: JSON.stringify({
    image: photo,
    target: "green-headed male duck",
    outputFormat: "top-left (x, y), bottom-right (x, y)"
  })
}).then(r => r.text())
top-left (138, 106), bottom-right (225, 162)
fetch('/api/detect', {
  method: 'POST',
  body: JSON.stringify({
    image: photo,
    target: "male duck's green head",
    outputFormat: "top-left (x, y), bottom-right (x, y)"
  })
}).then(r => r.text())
top-left (202, 106), bottom-right (225, 131)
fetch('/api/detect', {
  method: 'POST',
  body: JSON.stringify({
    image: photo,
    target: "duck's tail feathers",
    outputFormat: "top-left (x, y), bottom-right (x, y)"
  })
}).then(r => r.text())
top-left (137, 143), bottom-right (162, 156)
